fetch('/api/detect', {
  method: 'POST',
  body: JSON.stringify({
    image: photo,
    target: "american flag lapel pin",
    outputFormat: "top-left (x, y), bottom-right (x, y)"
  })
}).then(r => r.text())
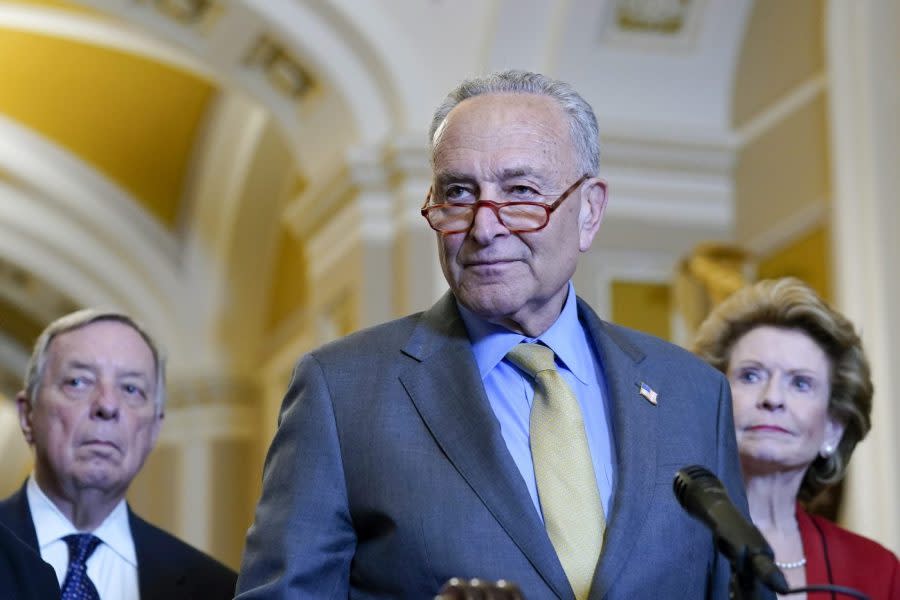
top-left (638, 382), bottom-right (658, 405)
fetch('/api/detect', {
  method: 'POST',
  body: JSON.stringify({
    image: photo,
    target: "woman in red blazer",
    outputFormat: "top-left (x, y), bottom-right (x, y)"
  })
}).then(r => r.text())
top-left (798, 507), bottom-right (898, 599)
top-left (694, 278), bottom-right (899, 600)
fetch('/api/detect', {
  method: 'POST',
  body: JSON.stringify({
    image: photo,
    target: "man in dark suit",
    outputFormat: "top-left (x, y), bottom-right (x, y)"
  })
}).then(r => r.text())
top-left (0, 521), bottom-right (59, 599)
top-left (0, 309), bottom-right (236, 600)
top-left (237, 70), bottom-right (750, 599)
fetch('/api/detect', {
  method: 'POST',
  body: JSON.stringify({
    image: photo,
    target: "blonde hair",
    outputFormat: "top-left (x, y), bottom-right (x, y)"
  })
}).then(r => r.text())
top-left (692, 278), bottom-right (872, 500)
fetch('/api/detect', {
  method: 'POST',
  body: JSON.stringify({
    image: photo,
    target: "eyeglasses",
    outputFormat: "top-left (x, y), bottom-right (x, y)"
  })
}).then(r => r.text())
top-left (420, 174), bottom-right (592, 234)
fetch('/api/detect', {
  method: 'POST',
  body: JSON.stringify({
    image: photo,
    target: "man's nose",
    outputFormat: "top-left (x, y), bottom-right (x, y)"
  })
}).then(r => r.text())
top-left (91, 384), bottom-right (121, 420)
top-left (469, 203), bottom-right (508, 243)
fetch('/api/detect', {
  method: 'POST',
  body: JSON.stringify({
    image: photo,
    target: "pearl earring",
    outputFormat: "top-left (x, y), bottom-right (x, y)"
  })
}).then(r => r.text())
top-left (820, 443), bottom-right (835, 458)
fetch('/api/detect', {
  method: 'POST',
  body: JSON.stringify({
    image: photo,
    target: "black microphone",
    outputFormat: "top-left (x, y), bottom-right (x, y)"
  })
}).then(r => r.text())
top-left (673, 465), bottom-right (789, 594)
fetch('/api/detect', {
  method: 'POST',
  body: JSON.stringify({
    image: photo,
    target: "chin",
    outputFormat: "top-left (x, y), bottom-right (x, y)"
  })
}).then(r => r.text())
top-left (459, 294), bottom-right (523, 323)
top-left (75, 466), bottom-right (126, 490)
top-left (740, 452), bottom-right (814, 476)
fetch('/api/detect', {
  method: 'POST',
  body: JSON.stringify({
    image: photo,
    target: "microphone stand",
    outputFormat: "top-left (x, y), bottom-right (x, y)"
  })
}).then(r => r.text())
top-left (729, 548), bottom-right (786, 599)
top-left (673, 466), bottom-right (786, 599)
top-left (729, 554), bottom-right (763, 600)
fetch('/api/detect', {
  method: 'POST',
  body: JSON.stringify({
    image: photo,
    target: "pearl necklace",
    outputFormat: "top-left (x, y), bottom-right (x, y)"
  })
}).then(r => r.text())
top-left (774, 557), bottom-right (807, 569)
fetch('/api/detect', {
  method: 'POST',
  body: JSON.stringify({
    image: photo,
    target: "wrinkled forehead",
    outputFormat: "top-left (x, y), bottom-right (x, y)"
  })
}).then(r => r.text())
top-left (432, 94), bottom-right (576, 176)
top-left (45, 320), bottom-right (157, 379)
top-left (728, 325), bottom-right (832, 375)
top-left (436, 93), bottom-right (570, 143)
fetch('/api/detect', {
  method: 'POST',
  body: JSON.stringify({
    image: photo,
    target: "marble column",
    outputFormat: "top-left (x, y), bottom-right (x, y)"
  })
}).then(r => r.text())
top-left (826, 0), bottom-right (900, 552)
top-left (128, 375), bottom-right (261, 569)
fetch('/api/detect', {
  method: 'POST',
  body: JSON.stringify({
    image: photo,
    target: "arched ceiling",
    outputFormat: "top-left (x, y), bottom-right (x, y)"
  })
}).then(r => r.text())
top-left (0, 0), bottom-right (827, 394)
top-left (0, 26), bottom-right (214, 227)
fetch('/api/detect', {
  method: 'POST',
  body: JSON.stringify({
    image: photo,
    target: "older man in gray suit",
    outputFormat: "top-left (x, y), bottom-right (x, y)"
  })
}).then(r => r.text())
top-left (237, 70), bottom-right (749, 599)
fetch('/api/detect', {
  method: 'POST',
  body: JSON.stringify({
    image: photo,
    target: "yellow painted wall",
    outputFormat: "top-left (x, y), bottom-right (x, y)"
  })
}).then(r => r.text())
top-left (732, 0), bottom-right (824, 127)
top-left (611, 281), bottom-right (671, 341)
top-left (5, 0), bottom-right (97, 14)
top-left (0, 29), bottom-right (215, 228)
top-left (757, 225), bottom-right (831, 302)
top-left (266, 226), bottom-right (310, 332)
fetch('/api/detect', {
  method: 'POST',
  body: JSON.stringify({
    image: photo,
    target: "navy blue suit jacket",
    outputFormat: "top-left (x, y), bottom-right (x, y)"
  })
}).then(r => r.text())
top-left (0, 486), bottom-right (236, 600)
top-left (238, 293), bottom-right (751, 599)
top-left (0, 520), bottom-right (59, 599)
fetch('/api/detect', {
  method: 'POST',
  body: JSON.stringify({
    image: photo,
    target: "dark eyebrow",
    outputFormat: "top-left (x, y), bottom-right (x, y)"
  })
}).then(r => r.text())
top-left (498, 167), bottom-right (536, 180)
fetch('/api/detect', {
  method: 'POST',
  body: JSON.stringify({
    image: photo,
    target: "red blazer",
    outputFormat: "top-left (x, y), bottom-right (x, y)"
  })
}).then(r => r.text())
top-left (798, 506), bottom-right (900, 600)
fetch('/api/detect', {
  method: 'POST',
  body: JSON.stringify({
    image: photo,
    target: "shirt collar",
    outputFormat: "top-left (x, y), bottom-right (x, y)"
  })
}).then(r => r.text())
top-left (27, 475), bottom-right (138, 567)
top-left (458, 281), bottom-right (590, 382)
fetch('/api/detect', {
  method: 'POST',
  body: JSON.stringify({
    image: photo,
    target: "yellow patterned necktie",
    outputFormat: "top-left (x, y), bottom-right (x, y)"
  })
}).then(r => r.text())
top-left (507, 343), bottom-right (604, 600)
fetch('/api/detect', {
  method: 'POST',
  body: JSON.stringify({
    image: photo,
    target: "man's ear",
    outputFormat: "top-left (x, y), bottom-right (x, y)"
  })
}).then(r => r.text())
top-left (16, 391), bottom-right (34, 445)
top-left (578, 178), bottom-right (608, 252)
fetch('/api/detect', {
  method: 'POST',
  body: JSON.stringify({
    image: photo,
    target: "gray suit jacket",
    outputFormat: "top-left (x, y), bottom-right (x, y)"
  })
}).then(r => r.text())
top-left (237, 293), bottom-right (749, 599)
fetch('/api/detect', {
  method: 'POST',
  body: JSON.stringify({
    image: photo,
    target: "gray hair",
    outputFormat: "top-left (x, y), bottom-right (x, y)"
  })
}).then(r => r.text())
top-left (23, 309), bottom-right (167, 413)
top-left (428, 70), bottom-right (601, 176)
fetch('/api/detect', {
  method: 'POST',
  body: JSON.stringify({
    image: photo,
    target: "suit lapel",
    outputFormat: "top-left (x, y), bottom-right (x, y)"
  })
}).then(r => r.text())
top-left (578, 301), bottom-right (659, 598)
top-left (0, 485), bottom-right (40, 550)
top-left (399, 293), bottom-right (573, 600)
top-left (130, 509), bottom-right (186, 600)
top-left (3, 486), bottom-right (195, 599)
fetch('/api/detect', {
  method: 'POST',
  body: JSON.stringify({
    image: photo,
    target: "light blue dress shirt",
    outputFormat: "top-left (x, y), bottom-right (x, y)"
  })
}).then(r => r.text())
top-left (458, 282), bottom-right (616, 520)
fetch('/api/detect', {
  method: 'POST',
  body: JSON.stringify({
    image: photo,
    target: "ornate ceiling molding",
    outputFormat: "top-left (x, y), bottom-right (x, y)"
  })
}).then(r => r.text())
top-left (742, 200), bottom-right (826, 257)
top-left (732, 73), bottom-right (828, 149)
top-left (0, 113), bottom-right (178, 266)
top-left (613, 0), bottom-right (699, 35)
top-left (79, 0), bottom-right (397, 155)
top-left (0, 256), bottom-right (77, 328)
top-left (243, 34), bottom-right (315, 100)
top-left (0, 115), bottom-right (184, 353)
top-left (0, 3), bottom-right (211, 76)
top-left (138, 0), bottom-right (219, 26)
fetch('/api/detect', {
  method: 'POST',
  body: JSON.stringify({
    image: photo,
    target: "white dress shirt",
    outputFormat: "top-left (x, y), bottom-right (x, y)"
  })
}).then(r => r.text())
top-left (27, 476), bottom-right (140, 600)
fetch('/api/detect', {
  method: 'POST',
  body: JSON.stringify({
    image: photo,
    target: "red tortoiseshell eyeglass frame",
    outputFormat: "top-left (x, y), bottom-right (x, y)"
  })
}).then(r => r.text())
top-left (420, 174), bottom-right (596, 234)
